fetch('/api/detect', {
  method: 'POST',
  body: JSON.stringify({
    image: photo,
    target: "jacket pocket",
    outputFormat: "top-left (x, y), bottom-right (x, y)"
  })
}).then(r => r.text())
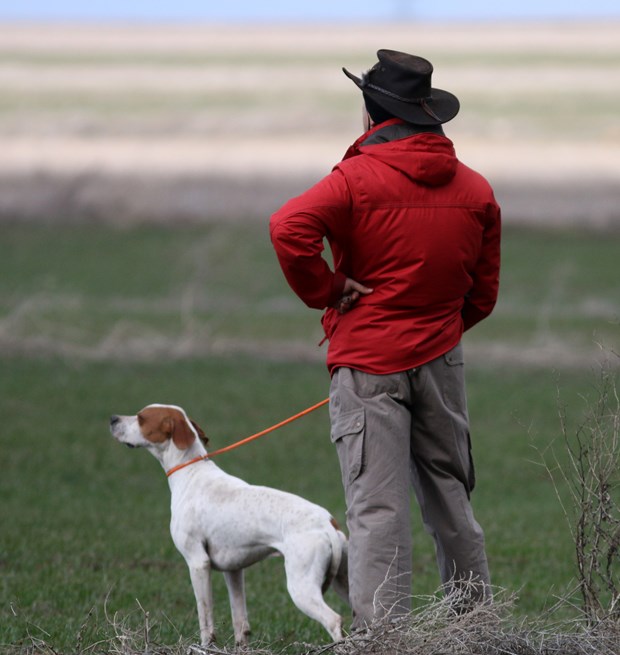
top-left (330, 408), bottom-right (365, 487)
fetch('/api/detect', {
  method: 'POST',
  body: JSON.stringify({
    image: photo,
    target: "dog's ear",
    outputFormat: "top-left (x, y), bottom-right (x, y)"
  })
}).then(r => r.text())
top-left (171, 416), bottom-right (197, 450)
top-left (191, 419), bottom-right (209, 445)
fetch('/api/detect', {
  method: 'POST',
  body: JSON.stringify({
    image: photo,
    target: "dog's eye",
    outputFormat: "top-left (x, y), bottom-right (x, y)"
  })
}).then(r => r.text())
top-left (137, 414), bottom-right (145, 426)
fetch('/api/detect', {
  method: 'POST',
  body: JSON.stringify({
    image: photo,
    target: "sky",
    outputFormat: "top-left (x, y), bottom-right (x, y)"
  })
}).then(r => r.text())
top-left (1, 0), bottom-right (619, 22)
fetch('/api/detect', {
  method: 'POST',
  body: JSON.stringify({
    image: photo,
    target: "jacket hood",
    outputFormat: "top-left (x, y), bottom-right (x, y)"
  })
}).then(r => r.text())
top-left (344, 120), bottom-right (458, 187)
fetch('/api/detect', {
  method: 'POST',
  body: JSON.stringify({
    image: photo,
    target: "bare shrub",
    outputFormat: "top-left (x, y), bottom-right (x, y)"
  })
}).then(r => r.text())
top-left (545, 354), bottom-right (620, 624)
top-left (300, 584), bottom-right (619, 655)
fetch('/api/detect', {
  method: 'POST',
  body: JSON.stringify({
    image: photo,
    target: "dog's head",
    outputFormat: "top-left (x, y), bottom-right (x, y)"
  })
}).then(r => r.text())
top-left (109, 404), bottom-right (207, 451)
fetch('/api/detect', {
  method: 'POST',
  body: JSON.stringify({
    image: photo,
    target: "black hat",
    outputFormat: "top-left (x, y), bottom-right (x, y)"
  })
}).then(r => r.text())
top-left (343, 50), bottom-right (459, 126)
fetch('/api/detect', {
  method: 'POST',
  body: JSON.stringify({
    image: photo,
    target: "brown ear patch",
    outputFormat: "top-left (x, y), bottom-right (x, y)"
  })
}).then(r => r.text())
top-left (137, 407), bottom-right (171, 443)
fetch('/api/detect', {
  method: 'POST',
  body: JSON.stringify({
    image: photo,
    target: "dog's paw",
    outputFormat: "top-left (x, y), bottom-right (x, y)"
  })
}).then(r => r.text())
top-left (234, 628), bottom-right (251, 647)
top-left (196, 631), bottom-right (217, 649)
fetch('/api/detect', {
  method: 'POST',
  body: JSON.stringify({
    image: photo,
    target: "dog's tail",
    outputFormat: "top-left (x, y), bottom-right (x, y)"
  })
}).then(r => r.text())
top-left (322, 517), bottom-right (350, 605)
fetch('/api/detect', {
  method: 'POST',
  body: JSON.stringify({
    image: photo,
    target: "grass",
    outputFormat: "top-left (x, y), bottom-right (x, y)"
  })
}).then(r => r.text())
top-left (1, 222), bottom-right (618, 363)
top-left (0, 221), bottom-right (618, 651)
top-left (0, 355), bottom-right (600, 650)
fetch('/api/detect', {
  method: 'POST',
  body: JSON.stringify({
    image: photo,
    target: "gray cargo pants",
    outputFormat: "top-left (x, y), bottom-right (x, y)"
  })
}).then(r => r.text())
top-left (329, 342), bottom-right (490, 629)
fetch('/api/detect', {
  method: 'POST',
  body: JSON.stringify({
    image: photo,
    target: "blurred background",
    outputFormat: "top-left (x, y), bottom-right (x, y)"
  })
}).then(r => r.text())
top-left (0, 0), bottom-right (618, 228)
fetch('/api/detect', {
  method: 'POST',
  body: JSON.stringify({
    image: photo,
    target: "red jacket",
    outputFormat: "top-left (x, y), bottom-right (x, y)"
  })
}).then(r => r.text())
top-left (270, 119), bottom-right (501, 375)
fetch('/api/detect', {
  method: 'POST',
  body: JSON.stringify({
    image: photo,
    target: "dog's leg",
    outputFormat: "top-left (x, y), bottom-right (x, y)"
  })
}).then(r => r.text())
top-left (283, 540), bottom-right (344, 642)
top-left (187, 558), bottom-right (216, 645)
top-left (223, 570), bottom-right (251, 646)
top-left (331, 532), bottom-right (350, 606)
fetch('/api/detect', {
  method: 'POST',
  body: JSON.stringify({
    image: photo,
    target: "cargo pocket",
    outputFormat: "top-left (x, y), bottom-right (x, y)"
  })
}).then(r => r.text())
top-left (330, 408), bottom-right (365, 487)
top-left (444, 347), bottom-right (464, 367)
top-left (443, 343), bottom-right (466, 412)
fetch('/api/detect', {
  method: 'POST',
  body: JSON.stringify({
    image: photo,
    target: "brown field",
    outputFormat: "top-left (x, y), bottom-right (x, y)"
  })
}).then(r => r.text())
top-left (0, 21), bottom-right (618, 227)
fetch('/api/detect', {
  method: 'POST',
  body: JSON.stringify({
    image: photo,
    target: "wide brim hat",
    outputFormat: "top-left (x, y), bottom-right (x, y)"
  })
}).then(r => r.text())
top-left (343, 49), bottom-right (459, 126)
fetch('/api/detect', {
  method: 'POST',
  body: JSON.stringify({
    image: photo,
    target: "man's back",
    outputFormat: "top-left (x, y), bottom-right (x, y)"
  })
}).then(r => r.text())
top-left (271, 125), bottom-right (500, 374)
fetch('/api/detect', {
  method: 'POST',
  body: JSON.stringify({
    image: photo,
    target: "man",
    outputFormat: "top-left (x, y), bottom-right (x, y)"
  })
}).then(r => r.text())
top-left (270, 50), bottom-right (500, 630)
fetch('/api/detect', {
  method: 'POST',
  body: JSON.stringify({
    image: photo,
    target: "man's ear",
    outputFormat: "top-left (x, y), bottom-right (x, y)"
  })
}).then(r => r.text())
top-left (171, 417), bottom-right (197, 450)
top-left (191, 419), bottom-right (209, 445)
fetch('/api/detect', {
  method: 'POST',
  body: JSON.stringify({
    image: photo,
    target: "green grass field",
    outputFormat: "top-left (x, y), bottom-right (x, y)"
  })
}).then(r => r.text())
top-left (1, 221), bottom-right (619, 651)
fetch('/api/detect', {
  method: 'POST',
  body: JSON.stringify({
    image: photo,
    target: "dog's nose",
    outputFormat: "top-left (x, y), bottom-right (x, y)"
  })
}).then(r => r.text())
top-left (110, 415), bottom-right (121, 427)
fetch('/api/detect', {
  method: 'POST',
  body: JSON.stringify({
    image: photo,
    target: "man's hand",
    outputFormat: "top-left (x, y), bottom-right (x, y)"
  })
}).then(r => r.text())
top-left (334, 278), bottom-right (373, 314)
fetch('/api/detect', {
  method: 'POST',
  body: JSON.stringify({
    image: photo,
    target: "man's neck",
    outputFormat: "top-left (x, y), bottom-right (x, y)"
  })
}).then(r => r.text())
top-left (362, 119), bottom-right (445, 146)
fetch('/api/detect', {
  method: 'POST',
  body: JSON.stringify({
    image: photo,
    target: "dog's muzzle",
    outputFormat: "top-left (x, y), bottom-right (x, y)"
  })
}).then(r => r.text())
top-left (109, 415), bottom-right (137, 447)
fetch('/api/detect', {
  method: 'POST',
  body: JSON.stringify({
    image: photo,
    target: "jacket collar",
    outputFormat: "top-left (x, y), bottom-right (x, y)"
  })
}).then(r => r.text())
top-left (342, 118), bottom-right (446, 161)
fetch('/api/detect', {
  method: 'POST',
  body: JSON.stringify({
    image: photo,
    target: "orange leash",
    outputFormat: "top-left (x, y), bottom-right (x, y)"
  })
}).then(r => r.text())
top-left (166, 397), bottom-right (330, 478)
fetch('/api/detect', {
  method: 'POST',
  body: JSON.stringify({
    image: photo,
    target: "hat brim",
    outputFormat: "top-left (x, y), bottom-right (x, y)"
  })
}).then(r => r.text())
top-left (343, 67), bottom-right (459, 126)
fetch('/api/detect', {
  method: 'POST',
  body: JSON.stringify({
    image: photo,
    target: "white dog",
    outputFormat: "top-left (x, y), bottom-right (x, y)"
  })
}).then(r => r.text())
top-left (109, 403), bottom-right (349, 646)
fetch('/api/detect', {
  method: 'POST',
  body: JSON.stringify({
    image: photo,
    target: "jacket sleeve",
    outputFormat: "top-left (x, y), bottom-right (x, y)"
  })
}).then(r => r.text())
top-left (270, 169), bottom-right (350, 310)
top-left (462, 202), bottom-right (501, 331)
